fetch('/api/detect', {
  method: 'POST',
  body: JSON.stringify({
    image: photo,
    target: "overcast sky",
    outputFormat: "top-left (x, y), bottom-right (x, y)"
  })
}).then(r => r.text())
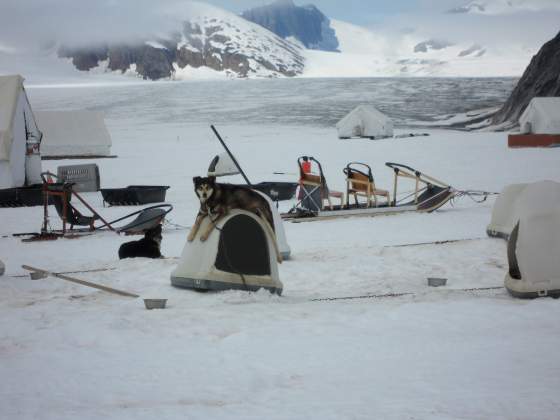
top-left (0, 0), bottom-right (559, 52)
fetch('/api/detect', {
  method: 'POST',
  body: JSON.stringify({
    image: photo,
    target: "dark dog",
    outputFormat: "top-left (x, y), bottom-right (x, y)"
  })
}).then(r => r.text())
top-left (188, 176), bottom-right (282, 262)
top-left (118, 225), bottom-right (163, 259)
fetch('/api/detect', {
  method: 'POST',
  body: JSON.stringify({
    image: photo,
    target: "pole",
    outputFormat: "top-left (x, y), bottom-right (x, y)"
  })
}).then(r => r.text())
top-left (22, 265), bottom-right (139, 298)
top-left (210, 125), bottom-right (252, 186)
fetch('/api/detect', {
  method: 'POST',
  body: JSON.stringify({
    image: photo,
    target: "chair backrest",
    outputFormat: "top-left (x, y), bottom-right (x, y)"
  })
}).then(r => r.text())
top-left (300, 172), bottom-right (322, 186)
top-left (48, 183), bottom-right (92, 227)
top-left (344, 163), bottom-right (374, 192)
top-left (347, 170), bottom-right (371, 192)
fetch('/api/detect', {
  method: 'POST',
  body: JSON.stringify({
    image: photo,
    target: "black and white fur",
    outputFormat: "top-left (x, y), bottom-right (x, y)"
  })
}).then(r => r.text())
top-left (118, 225), bottom-right (163, 259)
top-left (188, 176), bottom-right (282, 262)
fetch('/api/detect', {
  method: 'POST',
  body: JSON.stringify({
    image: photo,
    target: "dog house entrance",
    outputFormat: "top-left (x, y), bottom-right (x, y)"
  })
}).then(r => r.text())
top-left (215, 214), bottom-right (271, 276)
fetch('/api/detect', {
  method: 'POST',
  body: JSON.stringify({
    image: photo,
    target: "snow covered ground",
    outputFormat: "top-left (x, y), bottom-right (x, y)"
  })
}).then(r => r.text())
top-left (1, 83), bottom-right (560, 419)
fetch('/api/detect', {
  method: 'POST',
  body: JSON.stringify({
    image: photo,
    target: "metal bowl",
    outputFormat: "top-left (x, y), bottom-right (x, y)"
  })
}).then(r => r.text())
top-left (30, 271), bottom-right (48, 280)
top-left (143, 298), bottom-right (168, 310)
top-left (428, 277), bottom-right (447, 287)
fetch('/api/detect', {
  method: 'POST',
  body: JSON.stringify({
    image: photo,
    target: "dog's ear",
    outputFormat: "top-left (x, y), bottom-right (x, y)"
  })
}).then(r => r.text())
top-left (208, 176), bottom-right (216, 184)
top-left (193, 176), bottom-right (201, 185)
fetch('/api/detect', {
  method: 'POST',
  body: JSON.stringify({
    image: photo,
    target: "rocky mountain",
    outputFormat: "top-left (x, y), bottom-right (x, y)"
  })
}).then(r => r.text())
top-left (241, 0), bottom-right (339, 52)
top-left (492, 30), bottom-right (560, 125)
top-left (58, 4), bottom-right (304, 80)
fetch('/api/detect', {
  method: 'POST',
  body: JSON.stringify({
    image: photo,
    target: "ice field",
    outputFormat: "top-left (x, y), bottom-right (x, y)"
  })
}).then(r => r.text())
top-left (1, 79), bottom-right (560, 419)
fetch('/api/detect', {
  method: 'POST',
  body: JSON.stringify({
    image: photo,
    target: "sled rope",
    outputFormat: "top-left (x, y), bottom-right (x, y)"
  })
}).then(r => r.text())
top-left (311, 286), bottom-right (504, 302)
top-left (453, 190), bottom-right (499, 204)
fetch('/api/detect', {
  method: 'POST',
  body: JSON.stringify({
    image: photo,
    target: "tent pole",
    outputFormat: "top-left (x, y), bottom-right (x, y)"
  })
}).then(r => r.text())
top-left (210, 125), bottom-right (252, 186)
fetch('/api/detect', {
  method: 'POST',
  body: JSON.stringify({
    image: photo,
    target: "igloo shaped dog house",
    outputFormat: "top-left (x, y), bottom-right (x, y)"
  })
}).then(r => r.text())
top-left (506, 209), bottom-right (560, 299)
top-left (488, 181), bottom-right (560, 240)
top-left (257, 191), bottom-right (291, 260)
top-left (487, 183), bottom-right (528, 239)
top-left (171, 209), bottom-right (283, 295)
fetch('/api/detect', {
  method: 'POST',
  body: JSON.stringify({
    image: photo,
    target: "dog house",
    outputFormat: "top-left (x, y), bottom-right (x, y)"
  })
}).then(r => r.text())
top-left (505, 209), bottom-right (560, 298)
top-left (171, 209), bottom-right (283, 294)
top-left (256, 191), bottom-right (291, 260)
top-left (487, 183), bottom-right (529, 239)
top-left (487, 181), bottom-right (560, 240)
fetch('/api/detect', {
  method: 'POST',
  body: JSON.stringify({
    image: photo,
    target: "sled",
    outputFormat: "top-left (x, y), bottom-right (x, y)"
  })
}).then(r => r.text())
top-left (283, 161), bottom-right (455, 222)
top-left (19, 173), bottom-right (173, 241)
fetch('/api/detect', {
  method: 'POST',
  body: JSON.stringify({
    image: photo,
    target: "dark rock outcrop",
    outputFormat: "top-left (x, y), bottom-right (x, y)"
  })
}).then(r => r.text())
top-left (242, 0), bottom-right (339, 52)
top-left (57, 12), bottom-right (304, 80)
top-left (492, 31), bottom-right (560, 125)
top-left (58, 45), bottom-right (109, 71)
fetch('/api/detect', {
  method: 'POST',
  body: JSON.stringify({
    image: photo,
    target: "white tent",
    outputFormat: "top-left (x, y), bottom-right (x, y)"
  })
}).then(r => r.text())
top-left (519, 97), bottom-right (560, 134)
top-left (0, 74), bottom-right (42, 189)
top-left (488, 181), bottom-right (560, 240)
top-left (505, 208), bottom-right (560, 299)
top-left (336, 105), bottom-right (393, 139)
top-left (36, 111), bottom-right (112, 157)
top-left (171, 210), bottom-right (283, 294)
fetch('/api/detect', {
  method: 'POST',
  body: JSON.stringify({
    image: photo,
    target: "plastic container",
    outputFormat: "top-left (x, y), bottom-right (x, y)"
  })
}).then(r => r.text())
top-left (100, 186), bottom-right (170, 206)
top-left (427, 277), bottom-right (447, 287)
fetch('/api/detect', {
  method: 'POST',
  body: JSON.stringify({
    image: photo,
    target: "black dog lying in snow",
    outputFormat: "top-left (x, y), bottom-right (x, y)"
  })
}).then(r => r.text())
top-left (118, 225), bottom-right (163, 259)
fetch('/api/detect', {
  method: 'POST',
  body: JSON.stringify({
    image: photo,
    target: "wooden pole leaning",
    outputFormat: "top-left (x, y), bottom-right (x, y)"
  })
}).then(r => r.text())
top-left (22, 265), bottom-right (140, 298)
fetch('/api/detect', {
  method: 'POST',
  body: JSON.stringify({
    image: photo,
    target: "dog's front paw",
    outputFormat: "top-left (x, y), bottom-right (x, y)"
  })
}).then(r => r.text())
top-left (200, 234), bottom-right (208, 242)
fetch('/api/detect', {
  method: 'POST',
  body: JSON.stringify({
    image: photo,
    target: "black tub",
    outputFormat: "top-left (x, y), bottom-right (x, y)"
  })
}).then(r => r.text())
top-left (234, 182), bottom-right (298, 201)
top-left (0, 184), bottom-right (53, 207)
top-left (100, 185), bottom-right (170, 206)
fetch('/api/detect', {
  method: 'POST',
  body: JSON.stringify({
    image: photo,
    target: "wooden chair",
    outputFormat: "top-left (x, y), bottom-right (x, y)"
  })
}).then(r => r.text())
top-left (344, 162), bottom-right (390, 208)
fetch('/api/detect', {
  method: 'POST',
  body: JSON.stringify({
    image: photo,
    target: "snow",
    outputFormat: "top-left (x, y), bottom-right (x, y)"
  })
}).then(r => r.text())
top-left (1, 82), bottom-right (560, 419)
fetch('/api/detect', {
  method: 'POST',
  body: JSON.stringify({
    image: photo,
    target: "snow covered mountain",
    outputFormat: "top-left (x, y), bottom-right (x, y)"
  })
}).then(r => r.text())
top-left (301, 19), bottom-right (535, 77)
top-left (1, 0), bottom-right (547, 81)
top-left (241, 0), bottom-right (339, 52)
top-left (58, 2), bottom-right (304, 80)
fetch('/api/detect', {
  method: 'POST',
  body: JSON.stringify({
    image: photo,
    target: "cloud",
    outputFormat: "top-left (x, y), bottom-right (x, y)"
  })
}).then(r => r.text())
top-left (0, 0), bottom-right (200, 51)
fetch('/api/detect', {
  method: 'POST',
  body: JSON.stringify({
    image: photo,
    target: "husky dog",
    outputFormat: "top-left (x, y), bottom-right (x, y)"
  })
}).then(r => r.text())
top-left (188, 176), bottom-right (282, 262)
top-left (118, 224), bottom-right (163, 259)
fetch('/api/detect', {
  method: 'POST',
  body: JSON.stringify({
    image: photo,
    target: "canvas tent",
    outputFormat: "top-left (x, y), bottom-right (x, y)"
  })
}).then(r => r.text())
top-left (0, 74), bottom-right (42, 189)
top-left (171, 210), bottom-right (283, 294)
top-left (487, 181), bottom-right (560, 240)
top-left (36, 111), bottom-right (112, 158)
top-left (336, 105), bottom-right (393, 139)
top-left (519, 97), bottom-right (560, 134)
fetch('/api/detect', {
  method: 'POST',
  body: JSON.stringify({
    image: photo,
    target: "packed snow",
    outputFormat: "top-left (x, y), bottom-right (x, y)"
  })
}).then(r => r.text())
top-left (1, 81), bottom-right (560, 419)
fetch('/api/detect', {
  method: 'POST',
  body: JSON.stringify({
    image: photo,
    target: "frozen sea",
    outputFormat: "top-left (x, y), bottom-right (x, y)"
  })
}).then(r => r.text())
top-left (27, 77), bottom-right (517, 129)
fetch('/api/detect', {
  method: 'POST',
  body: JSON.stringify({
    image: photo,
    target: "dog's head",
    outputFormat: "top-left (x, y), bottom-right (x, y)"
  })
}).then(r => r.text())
top-left (145, 224), bottom-right (163, 245)
top-left (193, 176), bottom-right (216, 204)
